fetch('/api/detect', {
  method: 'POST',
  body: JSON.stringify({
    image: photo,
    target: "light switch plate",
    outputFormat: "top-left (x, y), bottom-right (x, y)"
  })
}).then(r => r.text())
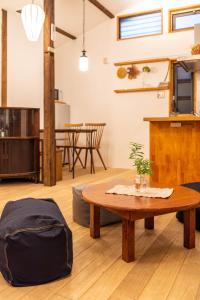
top-left (157, 91), bottom-right (165, 99)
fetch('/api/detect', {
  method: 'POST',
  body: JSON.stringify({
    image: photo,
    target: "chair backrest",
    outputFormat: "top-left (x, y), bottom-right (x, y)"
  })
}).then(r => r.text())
top-left (64, 123), bottom-right (83, 146)
top-left (85, 123), bottom-right (106, 149)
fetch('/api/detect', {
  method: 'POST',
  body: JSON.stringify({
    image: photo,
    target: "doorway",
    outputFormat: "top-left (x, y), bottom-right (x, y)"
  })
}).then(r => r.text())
top-left (172, 63), bottom-right (194, 114)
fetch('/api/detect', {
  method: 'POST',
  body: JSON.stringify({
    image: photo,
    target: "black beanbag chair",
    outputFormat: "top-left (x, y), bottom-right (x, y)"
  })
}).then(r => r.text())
top-left (0, 198), bottom-right (73, 286)
top-left (176, 182), bottom-right (200, 230)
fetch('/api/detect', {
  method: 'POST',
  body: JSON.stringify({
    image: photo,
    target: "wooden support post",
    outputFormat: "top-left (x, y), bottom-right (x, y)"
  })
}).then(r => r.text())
top-left (1, 9), bottom-right (7, 107)
top-left (43, 0), bottom-right (56, 186)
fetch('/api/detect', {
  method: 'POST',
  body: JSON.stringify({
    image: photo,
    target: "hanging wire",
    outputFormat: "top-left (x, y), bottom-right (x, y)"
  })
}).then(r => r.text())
top-left (82, 0), bottom-right (86, 51)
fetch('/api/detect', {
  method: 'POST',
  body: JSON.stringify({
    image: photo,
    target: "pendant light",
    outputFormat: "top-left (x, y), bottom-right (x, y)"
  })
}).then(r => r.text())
top-left (21, 0), bottom-right (45, 42)
top-left (79, 0), bottom-right (89, 72)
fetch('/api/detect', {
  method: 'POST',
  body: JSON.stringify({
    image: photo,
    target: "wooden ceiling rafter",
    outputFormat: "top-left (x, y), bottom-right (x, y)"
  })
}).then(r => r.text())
top-left (16, 10), bottom-right (77, 40)
top-left (55, 27), bottom-right (76, 40)
top-left (88, 0), bottom-right (115, 19)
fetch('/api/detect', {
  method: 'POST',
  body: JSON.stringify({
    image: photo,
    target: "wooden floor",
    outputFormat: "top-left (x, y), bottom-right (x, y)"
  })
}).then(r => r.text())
top-left (0, 167), bottom-right (200, 300)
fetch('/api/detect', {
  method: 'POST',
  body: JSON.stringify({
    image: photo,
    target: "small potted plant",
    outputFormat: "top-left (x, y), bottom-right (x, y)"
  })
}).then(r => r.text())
top-left (129, 142), bottom-right (152, 192)
top-left (191, 44), bottom-right (200, 55)
top-left (142, 65), bottom-right (151, 87)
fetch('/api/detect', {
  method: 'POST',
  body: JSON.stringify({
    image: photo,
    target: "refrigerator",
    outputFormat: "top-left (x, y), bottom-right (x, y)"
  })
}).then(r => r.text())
top-left (55, 102), bottom-right (70, 146)
top-left (55, 102), bottom-right (70, 129)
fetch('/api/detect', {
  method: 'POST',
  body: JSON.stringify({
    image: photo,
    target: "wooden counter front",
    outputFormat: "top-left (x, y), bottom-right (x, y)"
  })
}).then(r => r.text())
top-left (144, 116), bottom-right (200, 185)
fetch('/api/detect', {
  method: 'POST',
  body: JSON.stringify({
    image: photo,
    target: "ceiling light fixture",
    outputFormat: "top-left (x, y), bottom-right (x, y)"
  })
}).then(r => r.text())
top-left (79, 0), bottom-right (89, 72)
top-left (21, 0), bottom-right (45, 42)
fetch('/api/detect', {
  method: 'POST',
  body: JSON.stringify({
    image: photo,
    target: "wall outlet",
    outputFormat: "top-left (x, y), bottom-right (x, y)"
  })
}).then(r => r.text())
top-left (103, 57), bottom-right (109, 64)
top-left (157, 91), bottom-right (165, 99)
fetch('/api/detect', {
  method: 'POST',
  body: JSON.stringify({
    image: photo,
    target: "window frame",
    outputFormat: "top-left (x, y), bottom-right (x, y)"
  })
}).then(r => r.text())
top-left (168, 5), bottom-right (200, 33)
top-left (169, 61), bottom-right (197, 114)
top-left (117, 9), bottom-right (163, 41)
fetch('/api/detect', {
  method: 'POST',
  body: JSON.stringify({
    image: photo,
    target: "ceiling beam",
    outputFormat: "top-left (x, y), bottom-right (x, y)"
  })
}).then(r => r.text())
top-left (56, 27), bottom-right (76, 40)
top-left (88, 0), bottom-right (115, 19)
top-left (16, 10), bottom-right (77, 40)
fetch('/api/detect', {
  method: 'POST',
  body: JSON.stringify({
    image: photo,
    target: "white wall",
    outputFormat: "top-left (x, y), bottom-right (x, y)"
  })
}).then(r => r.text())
top-left (7, 11), bottom-right (44, 126)
top-left (55, 0), bottom-right (200, 169)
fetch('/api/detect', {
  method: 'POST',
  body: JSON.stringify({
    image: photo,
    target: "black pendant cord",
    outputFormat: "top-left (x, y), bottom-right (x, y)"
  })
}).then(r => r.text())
top-left (82, 0), bottom-right (86, 52)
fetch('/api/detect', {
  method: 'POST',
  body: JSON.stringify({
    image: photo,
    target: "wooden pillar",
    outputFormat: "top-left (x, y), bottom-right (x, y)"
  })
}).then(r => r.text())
top-left (1, 9), bottom-right (7, 107)
top-left (43, 0), bottom-right (56, 186)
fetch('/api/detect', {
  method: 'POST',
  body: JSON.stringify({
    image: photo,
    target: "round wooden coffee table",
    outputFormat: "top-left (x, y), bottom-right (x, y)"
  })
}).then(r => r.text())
top-left (82, 181), bottom-right (200, 262)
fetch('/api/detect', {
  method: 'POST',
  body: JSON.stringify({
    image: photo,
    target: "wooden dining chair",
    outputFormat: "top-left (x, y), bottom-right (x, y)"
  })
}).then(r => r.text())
top-left (56, 123), bottom-right (83, 171)
top-left (75, 123), bottom-right (107, 173)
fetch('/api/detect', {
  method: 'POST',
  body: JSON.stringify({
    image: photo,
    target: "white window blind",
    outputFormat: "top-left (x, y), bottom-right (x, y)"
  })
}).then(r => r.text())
top-left (119, 10), bottom-right (162, 40)
top-left (172, 10), bottom-right (200, 31)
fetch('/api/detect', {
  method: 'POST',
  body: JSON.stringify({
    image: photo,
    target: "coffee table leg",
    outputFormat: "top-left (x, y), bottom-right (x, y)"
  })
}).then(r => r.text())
top-left (90, 204), bottom-right (100, 239)
top-left (145, 217), bottom-right (154, 230)
top-left (122, 219), bottom-right (135, 262)
top-left (184, 208), bottom-right (196, 249)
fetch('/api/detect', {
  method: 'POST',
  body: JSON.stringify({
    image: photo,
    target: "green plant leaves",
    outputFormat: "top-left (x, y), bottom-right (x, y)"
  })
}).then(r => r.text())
top-left (129, 142), bottom-right (152, 175)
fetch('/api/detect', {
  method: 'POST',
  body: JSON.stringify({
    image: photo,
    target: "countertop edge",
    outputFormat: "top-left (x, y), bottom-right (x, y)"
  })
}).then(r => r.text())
top-left (144, 116), bottom-right (200, 122)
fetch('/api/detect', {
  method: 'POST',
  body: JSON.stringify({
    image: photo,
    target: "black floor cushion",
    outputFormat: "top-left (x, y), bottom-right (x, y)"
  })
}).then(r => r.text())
top-left (0, 198), bottom-right (73, 286)
top-left (176, 182), bottom-right (200, 231)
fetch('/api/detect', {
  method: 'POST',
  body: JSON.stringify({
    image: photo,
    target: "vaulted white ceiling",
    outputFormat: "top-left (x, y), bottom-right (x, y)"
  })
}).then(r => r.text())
top-left (0, 0), bottom-right (135, 34)
top-left (0, 0), bottom-right (136, 46)
top-left (55, 0), bottom-right (135, 36)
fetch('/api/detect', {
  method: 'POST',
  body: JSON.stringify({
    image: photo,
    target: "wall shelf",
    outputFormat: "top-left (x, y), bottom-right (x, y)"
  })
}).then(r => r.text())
top-left (114, 86), bottom-right (169, 94)
top-left (114, 57), bottom-right (172, 67)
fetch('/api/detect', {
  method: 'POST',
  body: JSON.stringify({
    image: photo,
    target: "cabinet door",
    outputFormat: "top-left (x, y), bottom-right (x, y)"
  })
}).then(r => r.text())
top-left (0, 139), bottom-right (39, 176)
top-left (0, 140), bottom-right (9, 174)
top-left (8, 140), bottom-right (35, 174)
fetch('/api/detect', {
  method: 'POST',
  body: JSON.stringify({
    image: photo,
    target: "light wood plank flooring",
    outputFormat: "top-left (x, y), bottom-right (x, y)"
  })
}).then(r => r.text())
top-left (0, 167), bottom-right (200, 300)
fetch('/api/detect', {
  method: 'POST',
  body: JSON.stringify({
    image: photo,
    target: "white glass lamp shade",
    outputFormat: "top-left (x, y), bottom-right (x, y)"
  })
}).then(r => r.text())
top-left (79, 50), bottom-right (89, 72)
top-left (21, 4), bottom-right (45, 42)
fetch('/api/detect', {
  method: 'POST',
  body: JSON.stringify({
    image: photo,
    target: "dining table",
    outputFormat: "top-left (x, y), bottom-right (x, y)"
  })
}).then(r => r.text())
top-left (40, 128), bottom-right (97, 179)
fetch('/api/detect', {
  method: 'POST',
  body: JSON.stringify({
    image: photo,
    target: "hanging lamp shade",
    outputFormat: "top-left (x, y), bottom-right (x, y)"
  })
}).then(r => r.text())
top-left (79, 50), bottom-right (89, 72)
top-left (79, 0), bottom-right (89, 72)
top-left (21, 4), bottom-right (45, 42)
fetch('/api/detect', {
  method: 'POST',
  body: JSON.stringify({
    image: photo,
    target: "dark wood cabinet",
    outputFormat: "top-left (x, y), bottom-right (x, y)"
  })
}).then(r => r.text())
top-left (0, 107), bottom-right (40, 182)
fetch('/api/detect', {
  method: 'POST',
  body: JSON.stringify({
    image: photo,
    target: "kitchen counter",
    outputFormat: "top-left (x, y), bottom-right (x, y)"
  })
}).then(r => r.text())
top-left (144, 115), bottom-right (200, 122)
top-left (144, 116), bottom-right (200, 185)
